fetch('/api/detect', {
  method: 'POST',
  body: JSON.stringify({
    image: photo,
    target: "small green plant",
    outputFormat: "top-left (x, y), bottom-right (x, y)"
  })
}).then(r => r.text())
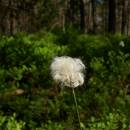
top-left (0, 114), bottom-right (25, 130)
top-left (84, 113), bottom-right (130, 130)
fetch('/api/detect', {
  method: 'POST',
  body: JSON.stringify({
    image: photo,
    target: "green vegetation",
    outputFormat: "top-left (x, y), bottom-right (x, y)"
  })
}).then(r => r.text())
top-left (0, 31), bottom-right (130, 130)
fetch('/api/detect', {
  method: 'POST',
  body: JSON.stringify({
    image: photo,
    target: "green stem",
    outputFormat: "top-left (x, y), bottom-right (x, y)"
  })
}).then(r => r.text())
top-left (72, 88), bottom-right (82, 130)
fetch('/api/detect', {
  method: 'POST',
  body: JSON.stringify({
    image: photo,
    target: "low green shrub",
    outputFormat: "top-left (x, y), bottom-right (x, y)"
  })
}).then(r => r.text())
top-left (84, 113), bottom-right (130, 130)
top-left (0, 114), bottom-right (25, 130)
top-left (0, 32), bottom-right (68, 91)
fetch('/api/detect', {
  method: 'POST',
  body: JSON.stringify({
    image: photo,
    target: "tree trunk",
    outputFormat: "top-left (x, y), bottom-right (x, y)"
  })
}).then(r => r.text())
top-left (128, 1), bottom-right (130, 35)
top-left (121, 0), bottom-right (126, 34)
top-left (86, 0), bottom-right (93, 33)
top-left (69, 0), bottom-right (76, 26)
top-left (108, 0), bottom-right (116, 33)
top-left (91, 0), bottom-right (96, 33)
top-left (79, 0), bottom-right (85, 32)
top-left (9, 0), bottom-right (14, 35)
top-left (103, 0), bottom-right (108, 33)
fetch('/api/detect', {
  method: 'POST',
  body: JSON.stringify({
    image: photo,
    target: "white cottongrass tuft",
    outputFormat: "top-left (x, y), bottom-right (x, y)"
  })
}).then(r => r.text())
top-left (119, 41), bottom-right (125, 47)
top-left (50, 56), bottom-right (85, 130)
top-left (50, 56), bottom-right (85, 88)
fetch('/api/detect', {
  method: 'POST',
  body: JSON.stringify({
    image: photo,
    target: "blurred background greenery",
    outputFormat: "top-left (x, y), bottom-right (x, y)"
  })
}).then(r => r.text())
top-left (0, 31), bottom-right (130, 130)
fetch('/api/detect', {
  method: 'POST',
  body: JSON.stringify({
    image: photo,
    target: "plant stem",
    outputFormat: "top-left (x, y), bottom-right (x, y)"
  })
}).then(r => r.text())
top-left (72, 88), bottom-right (82, 130)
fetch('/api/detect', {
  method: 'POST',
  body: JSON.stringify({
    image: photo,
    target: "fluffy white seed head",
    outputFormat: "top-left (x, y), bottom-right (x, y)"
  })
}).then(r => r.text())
top-left (119, 41), bottom-right (125, 47)
top-left (50, 56), bottom-right (85, 88)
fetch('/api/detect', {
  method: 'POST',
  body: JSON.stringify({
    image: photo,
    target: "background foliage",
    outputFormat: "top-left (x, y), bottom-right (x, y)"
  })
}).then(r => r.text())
top-left (0, 31), bottom-right (130, 130)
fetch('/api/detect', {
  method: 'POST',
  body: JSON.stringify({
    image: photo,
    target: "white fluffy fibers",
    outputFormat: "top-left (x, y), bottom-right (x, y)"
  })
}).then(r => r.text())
top-left (50, 56), bottom-right (85, 88)
top-left (119, 41), bottom-right (125, 47)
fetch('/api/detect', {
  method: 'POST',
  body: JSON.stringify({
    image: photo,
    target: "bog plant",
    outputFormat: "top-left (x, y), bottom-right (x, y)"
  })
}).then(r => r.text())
top-left (50, 56), bottom-right (85, 130)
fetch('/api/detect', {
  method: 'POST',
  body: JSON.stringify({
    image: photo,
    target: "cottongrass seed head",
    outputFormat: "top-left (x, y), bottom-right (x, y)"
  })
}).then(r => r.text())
top-left (119, 41), bottom-right (125, 47)
top-left (50, 56), bottom-right (85, 88)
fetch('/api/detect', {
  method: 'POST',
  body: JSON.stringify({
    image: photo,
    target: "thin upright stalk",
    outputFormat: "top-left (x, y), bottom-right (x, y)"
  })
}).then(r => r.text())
top-left (72, 88), bottom-right (82, 130)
